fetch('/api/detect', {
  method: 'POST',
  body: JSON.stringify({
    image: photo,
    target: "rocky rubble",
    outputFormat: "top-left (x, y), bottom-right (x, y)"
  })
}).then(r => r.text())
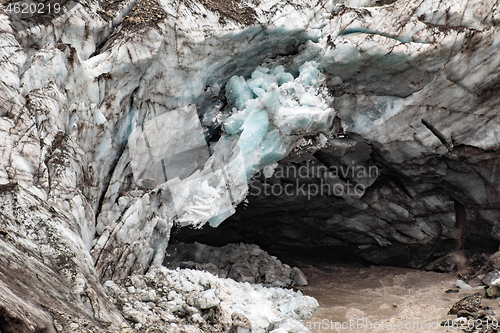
top-left (443, 292), bottom-right (498, 333)
top-left (0, 182), bottom-right (317, 332)
top-left (163, 242), bottom-right (308, 287)
top-left (103, 267), bottom-right (318, 332)
top-left (435, 253), bottom-right (500, 332)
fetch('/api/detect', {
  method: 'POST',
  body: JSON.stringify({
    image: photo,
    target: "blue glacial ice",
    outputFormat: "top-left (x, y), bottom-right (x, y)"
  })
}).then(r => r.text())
top-left (223, 62), bottom-right (333, 180)
top-left (129, 61), bottom-right (336, 228)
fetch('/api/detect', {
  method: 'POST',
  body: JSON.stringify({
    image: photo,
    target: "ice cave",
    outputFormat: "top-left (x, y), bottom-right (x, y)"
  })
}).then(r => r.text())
top-left (1, 0), bottom-right (500, 332)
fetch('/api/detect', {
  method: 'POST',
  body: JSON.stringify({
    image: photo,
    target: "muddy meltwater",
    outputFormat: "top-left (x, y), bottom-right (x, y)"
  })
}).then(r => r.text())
top-left (296, 264), bottom-right (499, 333)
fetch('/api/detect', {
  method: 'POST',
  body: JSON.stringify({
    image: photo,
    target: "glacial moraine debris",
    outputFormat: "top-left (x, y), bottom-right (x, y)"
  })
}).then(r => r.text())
top-left (448, 293), bottom-right (482, 315)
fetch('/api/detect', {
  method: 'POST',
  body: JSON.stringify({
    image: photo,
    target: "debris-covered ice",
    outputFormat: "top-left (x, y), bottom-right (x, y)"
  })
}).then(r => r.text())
top-left (104, 267), bottom-right (318, 332)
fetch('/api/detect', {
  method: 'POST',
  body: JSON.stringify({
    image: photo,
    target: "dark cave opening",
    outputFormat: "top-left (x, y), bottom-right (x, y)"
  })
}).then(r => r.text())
top-left (168, 201), bottom-right (499, 273)
top-left (167, 136), bottom-right (500, 275)
top-left (168, 221), bottom-right (374, 268)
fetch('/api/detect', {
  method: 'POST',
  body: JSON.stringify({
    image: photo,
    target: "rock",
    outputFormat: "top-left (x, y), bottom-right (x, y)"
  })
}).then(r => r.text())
top-left (130, 275), bottom-right (147, 289)
top-left (104, 267), bottom-right (316, 332)
top-left (467, 277), bottom-right (485, 288)
top-left (228, 263), bottom-right (258, 284)
top-left (456, 310), bottom-right (476, 318)
top-left (448, 293), bottom-right (482, 315)
top-left (230, 312), bottom-right (252, 333)
top-left (424, 253), bottom-right (467, 272)
top-left (103, 280), bottom-right (121, 297)
top-left (483, 270), bottom-right (500, 287)
top-left (191, 313), bottom-right (204, 323)
top-left (182, 303), bottom-right (197, 315)
top-left (164, 242), bottom-right (304, 287)
top-left (445, 288), bottom-right (460, 294)
top-left (456, 279), bottom-right (473, 290)
top-left (489, 253), bottom-right (500, 270)
top-left (291, 267), bottom-right (308, 286)
top-left (169, 323), bottom-right (182, 333)
top-left (122, 307), bottom-right (146, 324)
top-left (478, 308), bottom-right (496, 318)
top-left (486, 286), bottom-right (500, 298)
top-left (138, 290), bottom-right (158, 302)
top-left (491, 277), bottom-right (500, 287)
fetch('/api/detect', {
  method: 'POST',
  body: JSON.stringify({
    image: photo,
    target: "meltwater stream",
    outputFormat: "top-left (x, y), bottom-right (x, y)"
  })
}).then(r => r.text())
top-left (296, 264), bottom-right (498, 333)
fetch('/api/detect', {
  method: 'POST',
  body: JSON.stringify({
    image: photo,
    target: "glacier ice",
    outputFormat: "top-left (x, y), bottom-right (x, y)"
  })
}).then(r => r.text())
top-left (226, 61), bottom-right (334, 177)
top-left (121, 59), bottom-right (336, 229)
top-left (103, 267), bottom-right (318, 332)
top-left (128, 105), bottom-right (210, 188)
top-left (147, 61), bottom-right (336, 228)
top-left (3, 0), bottom-right (500, 330)
top-left (225, 75), bottom-right (254, 110)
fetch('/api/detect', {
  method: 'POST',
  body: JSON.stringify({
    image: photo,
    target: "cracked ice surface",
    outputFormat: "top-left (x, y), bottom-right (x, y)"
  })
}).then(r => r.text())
top-left (128, 105), bottom-right (210, 188)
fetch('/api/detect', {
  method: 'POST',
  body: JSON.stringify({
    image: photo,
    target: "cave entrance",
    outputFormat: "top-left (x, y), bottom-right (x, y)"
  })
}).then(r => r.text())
top-left (168, 209), bottom-right (373, 268)
top-left (167, 144), bottom-right (499, 272)
top-left (166, 197), bottom-right (500, 333)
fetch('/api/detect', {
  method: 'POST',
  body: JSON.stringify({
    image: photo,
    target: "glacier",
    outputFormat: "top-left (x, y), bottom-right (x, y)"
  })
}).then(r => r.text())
top-left (164, 60), bottom-right (335, 227)
top-left (0, 0), bottom-right (500, 331)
